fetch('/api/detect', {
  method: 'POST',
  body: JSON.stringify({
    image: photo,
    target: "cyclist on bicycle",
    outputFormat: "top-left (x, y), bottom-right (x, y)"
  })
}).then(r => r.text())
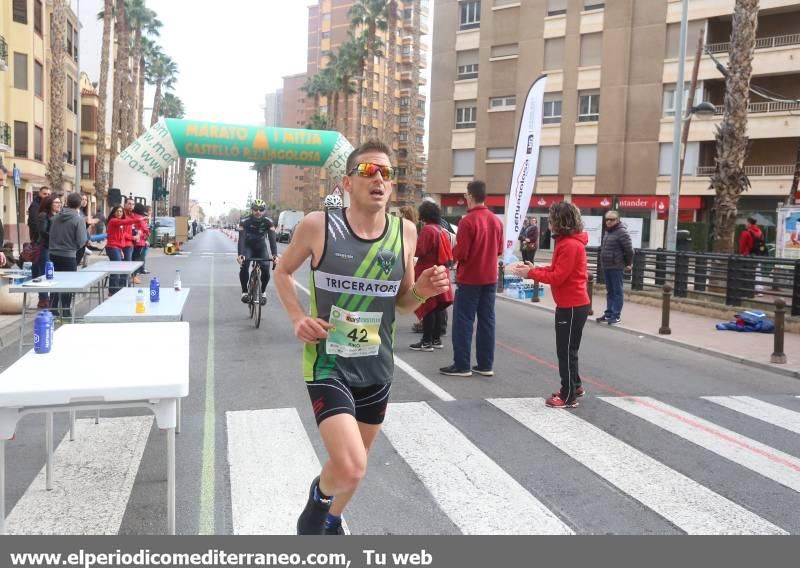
top-left (237, 199), bottom-right (279, 305)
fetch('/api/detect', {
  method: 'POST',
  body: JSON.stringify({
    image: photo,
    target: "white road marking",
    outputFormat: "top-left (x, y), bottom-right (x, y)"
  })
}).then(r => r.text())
top-left (382, 401), bottom-right (574, 535)
top-left (703, 396), bottom-right (800, 435)
top-left (491, 398), bottom-right (785, 535)
top-left (6, 416), bottom-right (153, 535)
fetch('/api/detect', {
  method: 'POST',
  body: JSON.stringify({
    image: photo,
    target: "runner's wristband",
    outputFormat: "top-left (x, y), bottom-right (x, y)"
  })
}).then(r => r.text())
top-left (411, 285), bottom-right (427, 303)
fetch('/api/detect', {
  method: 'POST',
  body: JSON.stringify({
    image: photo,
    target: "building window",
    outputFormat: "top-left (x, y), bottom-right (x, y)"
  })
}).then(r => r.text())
top-left (322, 13), bottom-right (331, 23)
top-left (400, 97), bottom-right (410, 107)
top-left (539, 146), bottom-right (560, 176)
top-left (34, 60), bottom-right (43, 98)
top-left (416, 117), bottom-right (425, 128)
top-left (658, 142), bottom-right (699, 176)
top-left (34, 126), bottom-right (43, 161)
top-left (575, 144), bottom-right (597, 176)
top-left (400, 114), bottom-right (410, 124)
top-left (72, 26), bottom-right (78, 61)
top-left (489, 95), bottom-right (516, 111)
top-left (373, 72), bottom-right (380, 83)
top-left (544, 38), bottom-right (565, 70)
top-left (399, 133), bottom-right (409, 142)
top-left (396, 167), bottom-right (407, 177)
top-left (543, 96), bottom-right (562, 124)
top-left (14, 121), bottom-right (28, 158)
top-left (34, 0), bottom-right (43, 35)
top-left (662, 83), bottom-right (700, 116)
top-left (583, 0), bottom-right (605, 11)
top-left (547, 0), bottom-right (567, 16)
top-left (67, 76), bottom-right (74, 112)
top-left (487, 147), bottom-right (514, 161)
top-left (578, 92), bottom-right (600, 122)
top-left (82, 157), bottom-right (93, 179)
top-left (321, 31), bottom-right (330, 39)
top-left (13, 0), bottom-right (27, 24)
top-left (415, 134), bottom-right (424, 144)
top-left (372, 109), bottom-right (379, 118)
top-left (82, 105), bottom-right (97, 131)
top-left (455, 103), bottom-right (477, 129)
top-left (459, 1), bottom-right (481, 30)
top-left (457, 63), bottom-right (479, 80)
top-left (579, 33), bottom-right (602, 67)
top-left (67, 22), bottom-right (74, 60)
top-left (67, 129), bottom-right (75, 164)
top-left (453, 149), bottom-right (475, 177)
top-left (14, 53), bottom-right (28, 90)
top-left (401, 45), bottom-right (412, 56)
top-left (73, 78), bottom-right (78, 111)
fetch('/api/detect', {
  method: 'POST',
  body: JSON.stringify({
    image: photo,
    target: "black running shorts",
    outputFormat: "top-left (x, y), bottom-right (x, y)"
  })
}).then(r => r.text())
top-left (306, 378), bottom-right (391, 426)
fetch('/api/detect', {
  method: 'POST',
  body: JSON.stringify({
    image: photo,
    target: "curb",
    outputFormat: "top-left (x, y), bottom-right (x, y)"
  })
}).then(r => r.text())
top-left (496, 293), bottom-right (800, 381)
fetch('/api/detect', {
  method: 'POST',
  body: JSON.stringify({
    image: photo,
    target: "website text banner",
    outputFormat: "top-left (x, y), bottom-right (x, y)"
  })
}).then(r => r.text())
top-left (0, 536), bottom-right (787, 568)
top-left (503, 75), bottom-right (547, 265)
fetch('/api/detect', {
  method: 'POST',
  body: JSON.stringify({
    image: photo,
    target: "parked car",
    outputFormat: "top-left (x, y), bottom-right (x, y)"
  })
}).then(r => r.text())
top-left (277, 210), bottom-right (305, 243)
top-left (154, 217), bottom-right (176, 244)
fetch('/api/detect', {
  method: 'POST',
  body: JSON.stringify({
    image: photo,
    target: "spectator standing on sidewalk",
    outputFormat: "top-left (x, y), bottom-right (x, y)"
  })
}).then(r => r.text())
top-left (597, 211), bottom-right (633, 325)
top-left (522, 218), bottom-right (539, 264)
top-left (511, 202), bottom-right (590, 408)
top-left (518, 218), bottom-right (530, 259)
top-left (411, 201), bottom-right (454, 352)
top-left (48, 193), bottom-right (88, 319)
top-left (35, 194), bottom-right (62, 308)
top-left (739, 217), bottom-right (768, 295)
top-left (440, 180), bottom-right (504, 378)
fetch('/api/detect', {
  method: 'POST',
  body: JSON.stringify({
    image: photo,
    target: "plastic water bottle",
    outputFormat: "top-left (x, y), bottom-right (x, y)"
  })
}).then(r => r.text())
top-left (136, 288), bottom-right (146, 314)
top-left (150, 276), bottom-right (160, 302)
top-left (173, 270), bottom-right (182, 291)
top-left (45, 261), bottom-right (54, 280)
top-left (34, 311), bottom-right (53, 354)
top-left (22, 262), bottom-right (32, 275)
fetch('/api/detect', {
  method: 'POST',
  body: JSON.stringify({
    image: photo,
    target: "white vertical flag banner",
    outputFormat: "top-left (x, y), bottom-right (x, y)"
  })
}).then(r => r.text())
top-left (503, 75), bottom-right (547, 265)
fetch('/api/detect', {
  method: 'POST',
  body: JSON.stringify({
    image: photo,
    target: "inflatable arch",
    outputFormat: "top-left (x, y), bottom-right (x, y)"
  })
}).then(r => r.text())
top-left (113, 118), bottom-right (354, 203)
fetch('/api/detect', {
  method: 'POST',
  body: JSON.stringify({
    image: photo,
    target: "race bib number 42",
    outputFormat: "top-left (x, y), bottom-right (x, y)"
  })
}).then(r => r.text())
top-left (326, 305), bottom-right (383, 358)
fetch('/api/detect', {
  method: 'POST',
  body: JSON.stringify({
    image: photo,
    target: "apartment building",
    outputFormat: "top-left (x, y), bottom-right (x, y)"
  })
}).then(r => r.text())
top-left (79, 72), bottom-right (99, 213)
top-left (278, 73), bottom-right (307, 211)
top-left (298, 0), bottom-right (429, 211)
top-left (1, 0), bottom-right (82, 244)
top-left (429, 0), bottom-right (800, 247)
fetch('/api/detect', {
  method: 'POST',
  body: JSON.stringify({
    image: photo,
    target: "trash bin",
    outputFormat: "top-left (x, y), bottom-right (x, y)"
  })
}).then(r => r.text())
top-left (676, 230), bottom-right (692, 252)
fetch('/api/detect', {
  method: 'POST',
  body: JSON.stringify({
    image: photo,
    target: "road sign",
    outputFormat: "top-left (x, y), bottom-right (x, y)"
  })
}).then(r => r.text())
top-left (12, 166), bottom-right (21, 188)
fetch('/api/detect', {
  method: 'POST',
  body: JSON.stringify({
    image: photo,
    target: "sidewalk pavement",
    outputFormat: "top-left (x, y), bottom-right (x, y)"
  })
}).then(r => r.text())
top-left (498, 282), bottom-right (800, 379)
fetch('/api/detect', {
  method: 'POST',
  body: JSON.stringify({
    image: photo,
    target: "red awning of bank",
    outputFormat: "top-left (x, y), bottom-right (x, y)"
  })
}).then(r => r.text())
top-left (571, 196), bottom-right (702, 210)
top-left (441, 195), bottom-right (565, 207)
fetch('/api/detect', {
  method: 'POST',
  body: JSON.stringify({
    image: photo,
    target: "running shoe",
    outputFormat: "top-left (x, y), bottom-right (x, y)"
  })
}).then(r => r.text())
top-left (545, 395), bottom-right (578, 408)
top-left (297, 477), bottom-right (332, 535)
top-left (552, 387), bottom-right (585, 398)
top-left (241, 292), bottom-right (250, 304)
top-left (472, 366), bottom-right (494, 377)
top-left (439, 365), bottom-right (473, 377)
top-left (607, 318), bottom-right (621, 326)
top-left (410, 341), bottom-right (434, 352)
top-left (431, 339), bottom-right (444, 349)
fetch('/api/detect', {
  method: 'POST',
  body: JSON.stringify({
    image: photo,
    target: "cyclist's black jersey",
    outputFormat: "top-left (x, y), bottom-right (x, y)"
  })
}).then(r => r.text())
top-left (238, 215), bottom-right (278, 259)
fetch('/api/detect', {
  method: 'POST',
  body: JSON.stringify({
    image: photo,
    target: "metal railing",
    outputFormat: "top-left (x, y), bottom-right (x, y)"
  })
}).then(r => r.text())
top-left (706, 32), bottom-right (800, 54)
top-left (714, 100), bottom-right (800, 115)
top-left (622, 249), bottom-right (800, 317)
top-left (695, 164), bottom-right (795, 176)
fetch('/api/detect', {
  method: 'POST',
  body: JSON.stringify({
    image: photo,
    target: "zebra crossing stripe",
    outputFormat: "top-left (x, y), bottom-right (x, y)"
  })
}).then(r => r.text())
top-left (602, 396), bottom-right (800, 494)
top-left (703, 396), bottom-right (800, 435)
top-left (490, 398), bottom-right (785, 535)
top-left (226, 408), bottom-right (348, 535)
top-left (6, 416), bottom-right (153, 535)
top-left (382, 402), bottom-right (574, 535)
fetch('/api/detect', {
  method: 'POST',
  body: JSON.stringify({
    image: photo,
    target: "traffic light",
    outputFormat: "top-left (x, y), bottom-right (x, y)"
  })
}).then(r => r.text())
top-left (152, 177), bottom-right (168, 200)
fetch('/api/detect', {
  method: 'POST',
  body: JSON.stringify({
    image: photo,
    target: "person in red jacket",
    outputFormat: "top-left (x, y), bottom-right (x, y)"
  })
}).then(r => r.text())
top-left (410, 200), bottom-right (454, 351)
top-left (106, 206), bottom-right (140, 294)
top-left (131, 202), bottom-right (150, 285)
top-left (511, 202), bottom-right (590, 408)
top-left (122, 198), bottom-right (136, 261)
top-left (739, 217), bottom-right (766, 256)
top-left (440, 180), bottom-right (504, 377)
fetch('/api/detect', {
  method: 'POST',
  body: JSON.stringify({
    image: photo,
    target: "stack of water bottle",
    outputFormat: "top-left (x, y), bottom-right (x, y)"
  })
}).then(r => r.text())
top-left (503, 275), bottom-right (543, 300)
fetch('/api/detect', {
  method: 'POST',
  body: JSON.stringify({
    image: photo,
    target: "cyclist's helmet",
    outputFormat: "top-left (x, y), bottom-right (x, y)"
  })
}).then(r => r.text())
top-left (252, 198), bottom-right (266, 210)
top-left (324, 194), bottom-right (343, 209)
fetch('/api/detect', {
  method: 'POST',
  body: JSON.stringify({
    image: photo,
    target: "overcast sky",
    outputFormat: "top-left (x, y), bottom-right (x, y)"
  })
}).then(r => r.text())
top-left (78, 0), bottom-right (433, 217)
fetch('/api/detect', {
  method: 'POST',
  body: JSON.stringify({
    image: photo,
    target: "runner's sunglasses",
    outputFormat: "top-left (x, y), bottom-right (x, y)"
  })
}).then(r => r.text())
top-left (348, 162), bottom-right (395, 180)
top-left (252, 207), bottom-right (266, 212)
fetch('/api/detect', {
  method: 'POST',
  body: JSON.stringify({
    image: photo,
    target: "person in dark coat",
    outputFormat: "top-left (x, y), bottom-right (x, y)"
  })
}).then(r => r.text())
top-left (597, 211), bottom-right (633, 325)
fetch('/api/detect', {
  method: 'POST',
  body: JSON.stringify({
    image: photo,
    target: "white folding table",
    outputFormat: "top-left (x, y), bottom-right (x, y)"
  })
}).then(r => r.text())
top-left (81, 261), bottom-right (144, 296)
top-left (84, 288), bottom-right (191, 323)
top-left (0, 322), bottom-right (189, 535)
top-left (9, 271), bottom-right (108, 354)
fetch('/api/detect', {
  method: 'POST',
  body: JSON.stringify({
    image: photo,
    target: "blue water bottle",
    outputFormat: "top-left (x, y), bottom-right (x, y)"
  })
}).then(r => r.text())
top-left (45, 261), bottom-right (54, 280)
top-left (150, 276), bottom-right (160, 302)
top-left (34, 311), bottom-right (53, 354)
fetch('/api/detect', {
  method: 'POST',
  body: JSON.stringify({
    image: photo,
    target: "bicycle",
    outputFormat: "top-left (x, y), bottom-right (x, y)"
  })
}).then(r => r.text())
top-left (243, 257), bottom-right (275, 328)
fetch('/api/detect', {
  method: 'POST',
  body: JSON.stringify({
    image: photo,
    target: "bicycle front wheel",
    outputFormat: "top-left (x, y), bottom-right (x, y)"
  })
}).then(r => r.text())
top-left (248, 271), bottom-right (256, 319)
top-left (254, 269), bottom-right (262, 329)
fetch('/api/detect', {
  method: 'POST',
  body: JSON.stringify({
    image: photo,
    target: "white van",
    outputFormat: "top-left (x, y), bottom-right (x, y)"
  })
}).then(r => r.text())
top-left (277, 210), bottom-right (305, 243)
top-left (154, 217), bottom-right (176, 241)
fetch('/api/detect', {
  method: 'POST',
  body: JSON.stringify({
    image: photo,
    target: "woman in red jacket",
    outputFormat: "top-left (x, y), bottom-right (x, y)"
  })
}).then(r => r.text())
top-left (131, 203), bottom-right (150, 285)
top-left (511, 202), bottom-right (590, 408)
top-left (410, 201), bottom-right (454, 351)
top-left (106, 206), bottom-right (140, 294)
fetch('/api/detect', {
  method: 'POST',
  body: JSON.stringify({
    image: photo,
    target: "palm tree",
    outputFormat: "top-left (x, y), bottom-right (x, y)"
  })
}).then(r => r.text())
top-left (115, 0), bottom-right (133, 146)
top-left (710, 0), bottom-right (760, 253)
top-left (305, 113), bottom-right (329, 131)
top-left (47, 0), bottom-right (67, 190)
top-left (349, 0), bottom-right (389, 142)
top-left (302, 74), bottom-right (324, 114)
top-left (95, 0), bottom-right (113, 196)
top-left (338, 37), bottom-right (366, 140)
top-left (322, 51), bottom-right (343, 131)
top-left (147, 52), bottom-right (178, 125)
top-left (126, 1), bottom-right (161, 137)
top-left (109, 0), bottom-right (129, 179)
top-left (159, 92), bottom-right (185, 119)
top-left (137, 37), bottom-right (158, 133)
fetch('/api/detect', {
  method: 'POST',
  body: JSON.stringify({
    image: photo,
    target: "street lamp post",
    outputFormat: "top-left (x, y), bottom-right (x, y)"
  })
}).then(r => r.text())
top-left (665, 0), bottom-right (690, 252)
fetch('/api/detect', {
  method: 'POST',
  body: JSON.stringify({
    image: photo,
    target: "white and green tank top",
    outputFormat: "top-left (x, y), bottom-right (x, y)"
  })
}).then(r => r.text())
top-left (305, 208), bottom-right (405, 386)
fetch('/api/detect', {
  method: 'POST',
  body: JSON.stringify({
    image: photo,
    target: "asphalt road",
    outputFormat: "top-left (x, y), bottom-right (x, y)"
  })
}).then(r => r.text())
top-left (3, 228), bottom-right (800, 535)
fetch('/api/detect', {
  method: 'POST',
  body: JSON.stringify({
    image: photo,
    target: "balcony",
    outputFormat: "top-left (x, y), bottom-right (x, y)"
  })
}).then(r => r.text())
top-left (0, 36), bottom-right (7, 71)
top-left (0, 122), bottom-right (10, 153)
top-left (706, 33), bottom-right (800, 54)
top-left (696, 164), bottom-right (795, 177)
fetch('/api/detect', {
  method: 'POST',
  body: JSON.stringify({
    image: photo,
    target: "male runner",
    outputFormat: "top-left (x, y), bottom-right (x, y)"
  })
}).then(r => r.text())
top-left (238, 198), bottom-right (279, 305)
top-left (274, 140), bottom-right (450, 535)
